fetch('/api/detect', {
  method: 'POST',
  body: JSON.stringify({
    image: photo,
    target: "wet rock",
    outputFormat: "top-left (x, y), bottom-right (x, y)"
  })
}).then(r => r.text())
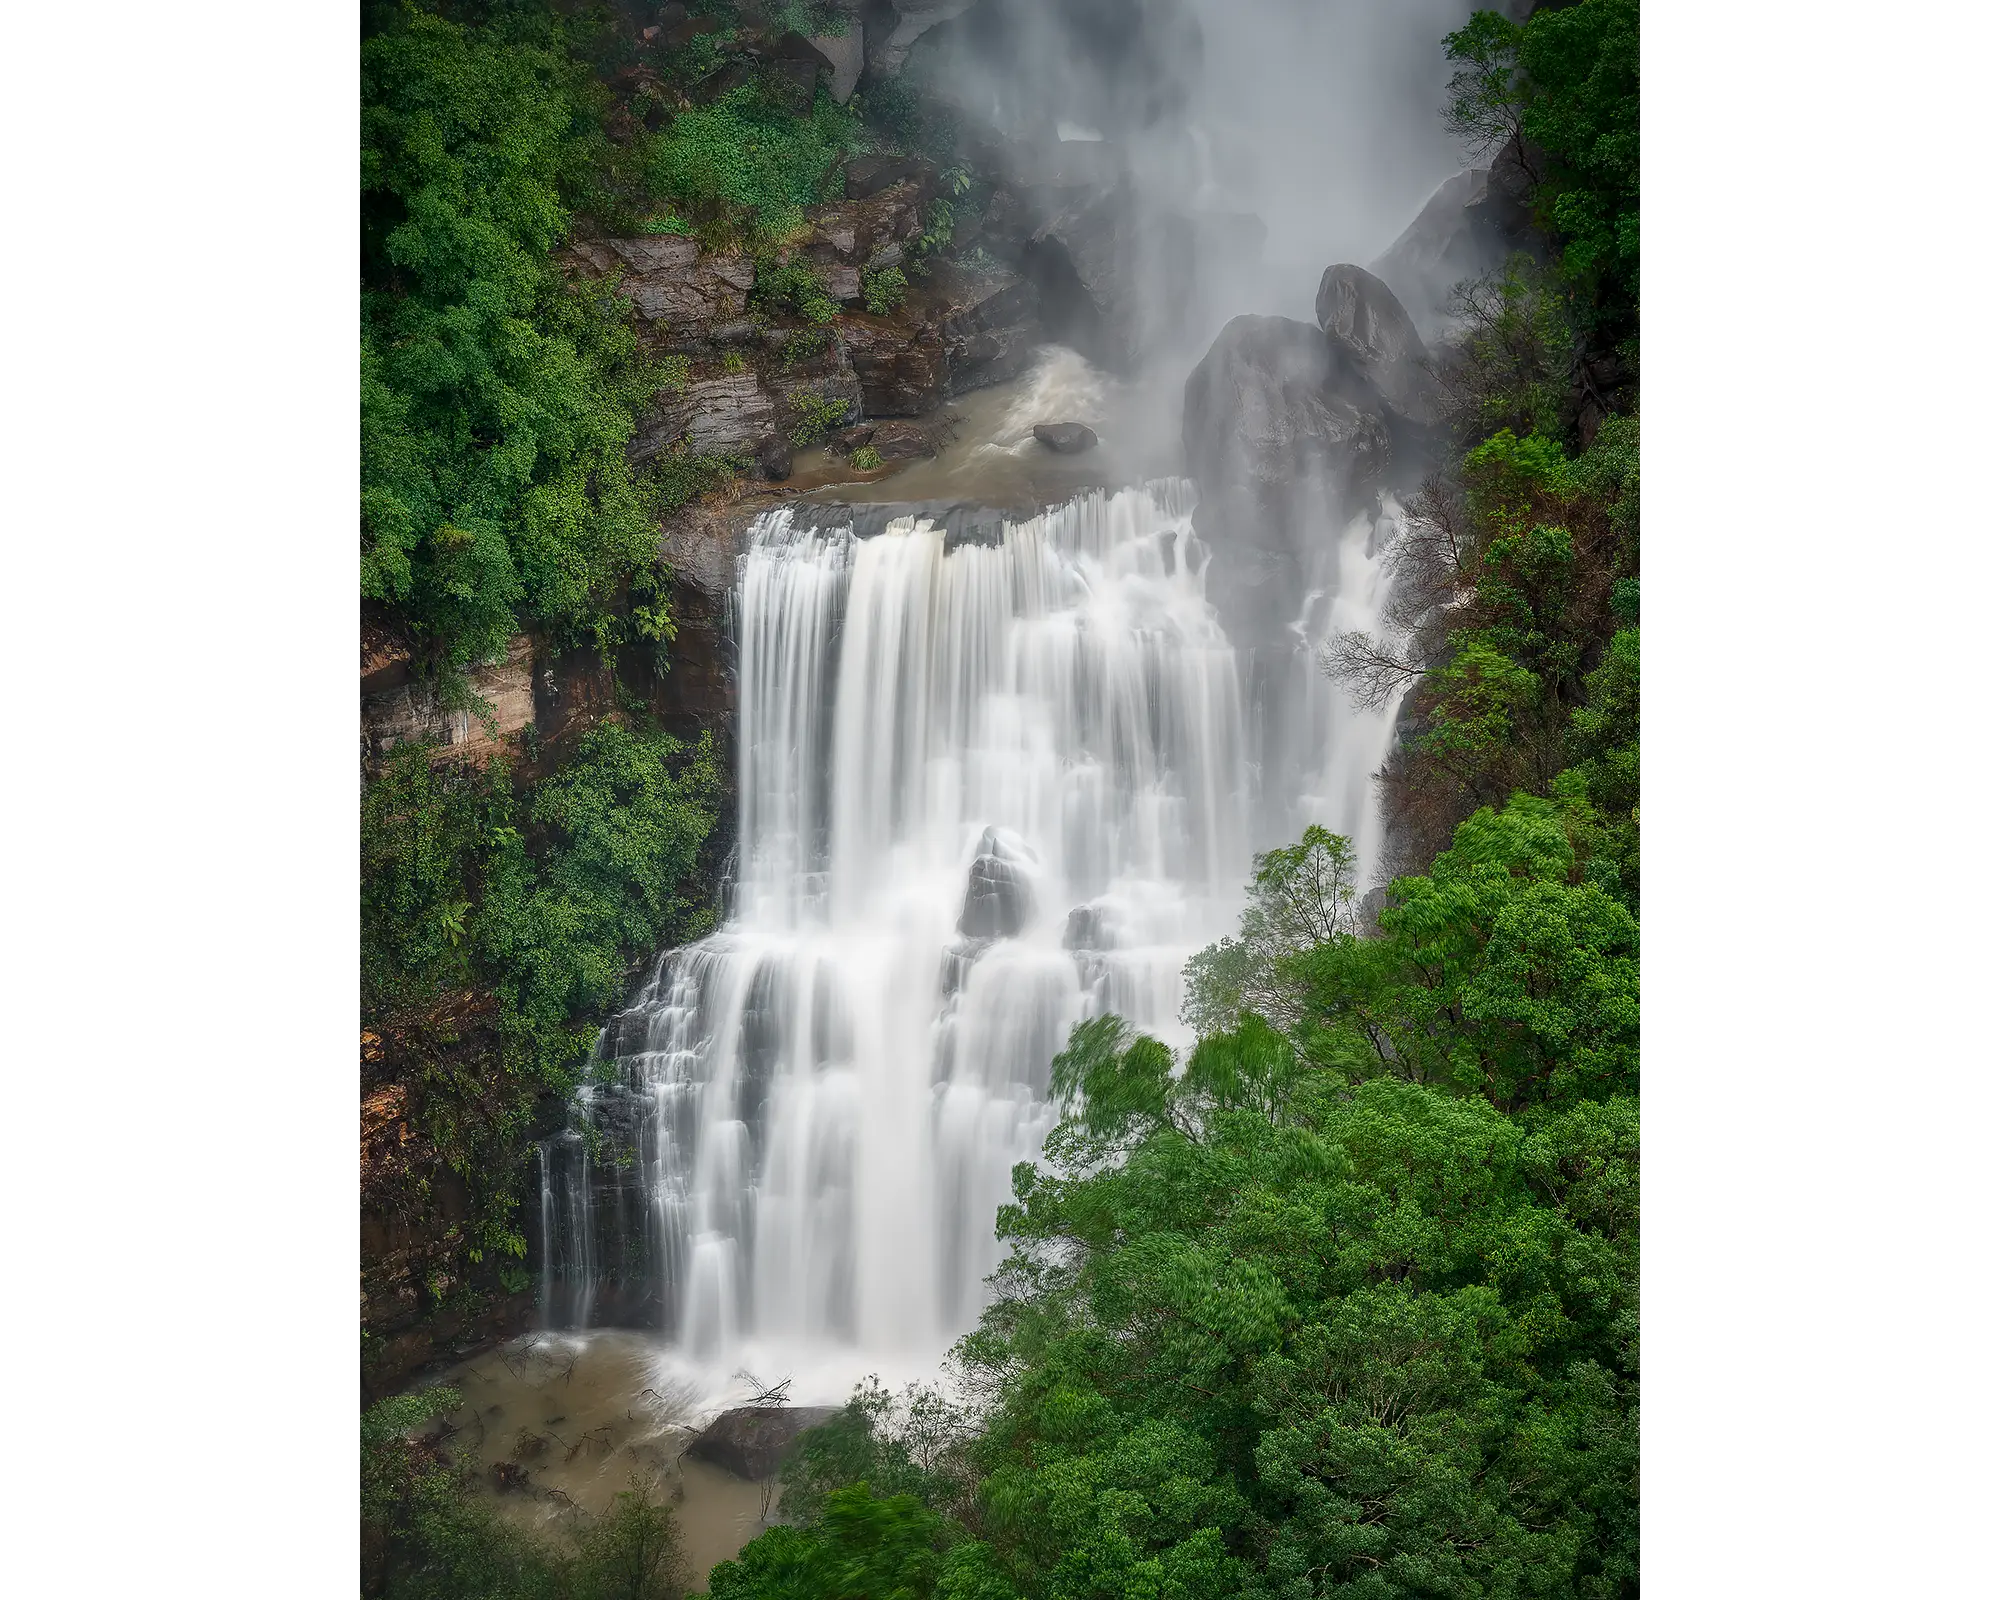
top-left (687, 1405), bottom-right (839, 1481)
top-left (1182, 314), bottom-right (1393, 639)
top-left (830, 413), bottom-right (956, 462)
top-left (1063, 905), bottom-right (1106, 951)
top-left (1314, 264), bottom-right (1440, 429)
top-left (1033, 422), bottom-right (1097, 454)
top-left (1183, 314), bottom-right (1391, 539)
top-left (1023, 185), bottom-right (1140, 369)
top-left (842, 265), bottom-right (1039, 415)
top-left (756, 436), bottom-right (795, 481)
top-left (959, 828), bottom-right (1034, 940)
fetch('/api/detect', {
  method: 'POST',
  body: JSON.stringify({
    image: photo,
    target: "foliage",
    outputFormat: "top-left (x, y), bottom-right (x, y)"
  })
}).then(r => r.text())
top-left (650, 84), bottom-right (864, 244)
top-left (361, 721), bottom-right (719, 1290)
top-left (1182, 826), bottom-right (1359, 1037)
top-left (363, 1389), bottom-right (687, 1599)
top-left (863, 263), bottom-right (910, 315)
top-left (756, 255), bottom-right (841, 325)
top-left (1446, 2), bottom-right (1639, 346)
top-left (850, 445), bottom-right (885, 472)
top-left (1328, 414), bottom-right (1637, 866)
top-left (789, 389), bottom-right (854, 447)
top-left (361, 3), bottom-right (674, 699)
top-left (784, 327), bottom-right (834, 365)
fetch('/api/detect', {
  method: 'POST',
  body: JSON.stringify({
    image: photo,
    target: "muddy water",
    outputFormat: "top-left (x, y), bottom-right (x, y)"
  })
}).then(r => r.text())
top-left (799, 344), bottom-right (1183, 512)
top-left (428, 1332), bottom-right (785, 1589)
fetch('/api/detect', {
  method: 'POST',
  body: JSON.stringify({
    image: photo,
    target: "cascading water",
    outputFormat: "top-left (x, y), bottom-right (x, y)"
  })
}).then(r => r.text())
top-left (539, 472), bottom-right (1408, 1388)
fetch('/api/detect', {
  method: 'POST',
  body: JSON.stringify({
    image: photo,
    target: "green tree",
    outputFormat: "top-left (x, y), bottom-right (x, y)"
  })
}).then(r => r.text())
top-left (361, 3), bottom-right (673, 698)
top-left (1445, 2), bottom-right (1640, 347)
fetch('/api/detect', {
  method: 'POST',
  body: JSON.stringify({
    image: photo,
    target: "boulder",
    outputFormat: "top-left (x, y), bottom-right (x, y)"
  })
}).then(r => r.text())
top-left (845, 153), bottom-right (935, 202)
top-left (1181, 315), bottom-right (1393, 638)
top-left (1182, 314), bottom-right (1390, 542)
top-left (1314, 264), bottom-right (1440, 428)
top-left (686, 1405), bottom-right (839, 1481)
top-left (959, 828), bottom-right (1034, 940)
top-left (756, 436), bottom-right (794, 481)
top-left (1033, 422), bottom-right (1097, 454)
top-left (812, 26), bottom-right (864, 104)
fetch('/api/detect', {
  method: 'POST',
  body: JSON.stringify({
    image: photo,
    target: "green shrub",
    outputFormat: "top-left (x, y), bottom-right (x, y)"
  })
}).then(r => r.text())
top-left (753, 256), bottom-right (838, 325)
top-left (649, 84), bottom-right (864, 244)
top-left (860, 263), bottom-right (907, 314)
top-left (782, 326), bottom-right (831, 365)
top-left (849, 445), bottom-right (883, 471)
top-left (788, 390), bottom-right (851, 447)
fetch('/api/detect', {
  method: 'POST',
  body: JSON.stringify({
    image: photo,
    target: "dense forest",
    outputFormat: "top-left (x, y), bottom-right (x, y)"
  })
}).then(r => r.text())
top-left (361, 1), bottom-right (1640, 1595)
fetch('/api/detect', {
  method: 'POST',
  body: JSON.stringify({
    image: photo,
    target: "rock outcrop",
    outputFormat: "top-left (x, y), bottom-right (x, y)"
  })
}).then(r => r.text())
top-left (361, 634), bottom-right (536, 768)
top-left (959, 828), bottom-right (1035, 939)
top-left (687, 1405), bottom-right (841, 1481)
top-left (842, 264), bottom-right (1040, 415)
top-left (1183, 314), bottom-right (1391, 534)
top-left (565, 236), bottom-right (754, 341)
top-left (867, 0), bottom-right (978, 80)
top-left (1314, 263), bottom-right (1440, 429)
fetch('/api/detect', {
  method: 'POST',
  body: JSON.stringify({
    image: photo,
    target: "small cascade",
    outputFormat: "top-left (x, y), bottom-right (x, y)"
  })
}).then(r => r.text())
top-left (536, 480), bottom-right (1405, 1379)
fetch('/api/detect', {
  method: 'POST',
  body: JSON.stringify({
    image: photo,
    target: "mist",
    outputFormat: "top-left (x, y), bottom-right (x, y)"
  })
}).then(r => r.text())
top-left (909, 0), bottom-right (1478, 333)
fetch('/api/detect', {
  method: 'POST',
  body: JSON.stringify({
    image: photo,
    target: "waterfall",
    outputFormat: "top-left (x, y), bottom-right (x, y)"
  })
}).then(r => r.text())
top-left (538, 481), bottom-right (1406, 1380)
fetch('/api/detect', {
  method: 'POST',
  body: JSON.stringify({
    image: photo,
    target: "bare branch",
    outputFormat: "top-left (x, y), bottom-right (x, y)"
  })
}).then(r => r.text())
top-left (1321, 631), bottom-right (1426, 712)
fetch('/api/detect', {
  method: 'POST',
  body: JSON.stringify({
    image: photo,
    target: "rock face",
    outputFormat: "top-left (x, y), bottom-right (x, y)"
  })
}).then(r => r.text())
top-left (637, 370), bottom-right (776, 461)
top-left (362, 634), bottom-right (536, 767)
top-left (842, 264), bottom-right (1040, 415)
top-left (1368, 165), bottom-right (1535, 335)
top-left (687, 1406), bottom-right (840, 1481)
top-left (1314, 263), bottom-right (1440, 428)
top-left (565, 236), bottom-right (754, 340)
top-left (1033, 422), bottom-right (1097, 453)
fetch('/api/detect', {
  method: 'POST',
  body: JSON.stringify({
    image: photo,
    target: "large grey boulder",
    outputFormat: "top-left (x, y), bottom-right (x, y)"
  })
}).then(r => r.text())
top-left (1181, 314), bottom-right (1392, 638)
top-left (1314, 264), bottom-right (1440, 429)
top-left (686, 1406), bottom-right (839, 1481)
top-left (1183, 315), bottom-right (1390, 541)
